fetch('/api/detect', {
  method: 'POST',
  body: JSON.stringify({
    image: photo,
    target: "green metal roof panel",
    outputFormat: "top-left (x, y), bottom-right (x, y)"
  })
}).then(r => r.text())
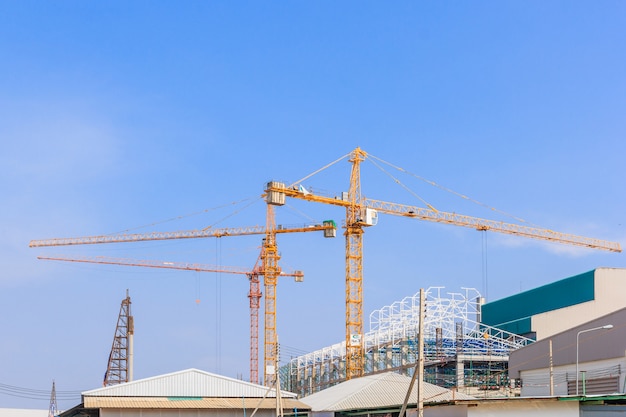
top-left (481, 270), bottom-right (596, 328)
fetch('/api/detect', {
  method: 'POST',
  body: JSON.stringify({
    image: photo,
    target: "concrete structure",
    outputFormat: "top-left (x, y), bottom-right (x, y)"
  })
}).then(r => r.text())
top-left (481, 268), bottom-right (626, 340)
top-left (509, 307), bottom-right (626, 397)
top-left (59, 368), bottom-right (310, 417)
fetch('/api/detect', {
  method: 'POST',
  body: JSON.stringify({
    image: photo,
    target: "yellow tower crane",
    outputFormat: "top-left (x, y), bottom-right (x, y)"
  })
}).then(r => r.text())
top-left (30, 218), bottom-right (337, 386)
top-left (265, 147), bottom-right (622, 380)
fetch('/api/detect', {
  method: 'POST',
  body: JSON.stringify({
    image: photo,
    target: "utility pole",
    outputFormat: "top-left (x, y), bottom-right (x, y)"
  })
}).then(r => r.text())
top-left (398, 288), bottom-right (426, 417)
top-left (549, 340), bottom-right (554, 396)
top-left (275, 336), bottom-right (284, 417)
top-left (417, 288), bottom-right (425, 417)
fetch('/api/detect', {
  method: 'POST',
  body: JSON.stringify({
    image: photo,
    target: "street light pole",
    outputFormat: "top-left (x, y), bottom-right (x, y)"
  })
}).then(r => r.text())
top-left (576, 324), bottom-right (613, 396)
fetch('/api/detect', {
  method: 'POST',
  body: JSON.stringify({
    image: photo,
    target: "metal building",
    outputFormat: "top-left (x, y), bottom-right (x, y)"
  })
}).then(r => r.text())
top-left (285, 287), bottom-right (533, 396)
top-left (481, 268), bottom-right (626, 340)
top-left (300, 371), bottom-right (474, 416)
top-left (59, 368), bottom-right (310, 417)
top-left (284, 268), bottom-right (626, 397)
top-left (509, 307), bottom-right (626, 397)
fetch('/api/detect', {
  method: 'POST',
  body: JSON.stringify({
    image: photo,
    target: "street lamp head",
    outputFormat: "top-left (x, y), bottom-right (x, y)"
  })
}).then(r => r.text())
top-left (576, 323), bottom-right (614, 396)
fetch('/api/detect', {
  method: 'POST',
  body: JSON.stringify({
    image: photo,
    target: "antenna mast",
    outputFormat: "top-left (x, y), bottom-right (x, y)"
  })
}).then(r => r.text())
top-left (48, 380), bottom-right (58, 417)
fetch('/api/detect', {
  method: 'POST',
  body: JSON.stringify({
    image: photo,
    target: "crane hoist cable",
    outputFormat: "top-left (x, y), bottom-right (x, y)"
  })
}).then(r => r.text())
top-left (215, 237), bottom-right (223, 374)
top-left (109, 197), bottom-right (260, 235)
top-left (367, 155), bottom-right (438, 212)
top-left (482, 230), bottom-right (488, 301)
top-left (202, 197), bottom-right (264, 231)
top-left (289, 151), bottom-right (351, 187)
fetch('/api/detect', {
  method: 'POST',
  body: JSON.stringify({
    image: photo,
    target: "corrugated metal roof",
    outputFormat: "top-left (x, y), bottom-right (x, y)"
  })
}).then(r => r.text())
top-left (301, 372), bottom-right (475, 411)
top-left (84, 396), bottom-right (309, 410)
top-left (82, 368), bottom-right (297, 399)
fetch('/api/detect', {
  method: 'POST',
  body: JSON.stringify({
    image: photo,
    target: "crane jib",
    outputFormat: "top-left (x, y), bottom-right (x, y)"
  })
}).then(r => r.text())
top-left (265, 183), bottom-right (622, 253)
top-left (28, 222), bottom-right (337, 248)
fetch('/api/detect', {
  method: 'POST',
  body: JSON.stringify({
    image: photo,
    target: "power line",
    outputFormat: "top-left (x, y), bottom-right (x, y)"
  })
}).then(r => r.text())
top-left (0, 382), bottom-right (82, 401)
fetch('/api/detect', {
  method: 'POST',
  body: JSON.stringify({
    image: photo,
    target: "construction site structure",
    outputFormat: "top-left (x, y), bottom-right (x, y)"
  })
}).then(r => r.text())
top-left (282, 287), bottom-right (534, 397)
top-left (266, 147), bottom-right (621, 380)
top-left (32, 220), bottom-right (336, 386)
top-left (104, 290), bottom-right (134, 386)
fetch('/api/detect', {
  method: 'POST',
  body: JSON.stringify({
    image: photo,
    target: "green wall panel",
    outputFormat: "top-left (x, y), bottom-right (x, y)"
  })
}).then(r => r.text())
top-left (491, 317), bottom-right (533, 337)
top-left (481, 270), bottom-right (596, 329)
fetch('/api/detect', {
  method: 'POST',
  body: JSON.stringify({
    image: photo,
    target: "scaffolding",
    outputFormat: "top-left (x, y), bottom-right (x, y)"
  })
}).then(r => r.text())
top-left (283, 287), bottom-right (534, 396)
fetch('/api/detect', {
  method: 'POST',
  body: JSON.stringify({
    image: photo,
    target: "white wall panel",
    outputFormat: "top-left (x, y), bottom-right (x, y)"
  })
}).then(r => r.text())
top-left (467, 400), bottom-right (578, 417)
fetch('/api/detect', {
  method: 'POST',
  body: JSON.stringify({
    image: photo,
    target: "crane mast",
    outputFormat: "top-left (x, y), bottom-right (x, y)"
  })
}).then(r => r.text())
top-left (345, 148), bottom-right (367, 380)
top-left (248, 267), bottom-right (262, 384)
top-left (104, 290), bottom-right (134, 386)
top-left (266, 146), bottom-right (621, 380)
top-left (262, 203), bottom-right (281, 386)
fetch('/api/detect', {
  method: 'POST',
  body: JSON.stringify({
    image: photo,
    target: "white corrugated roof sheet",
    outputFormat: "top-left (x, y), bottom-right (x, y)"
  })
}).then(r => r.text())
top-left (82, 368), bottom-right (297, 399)
top-left (301, 372), bottom-right (475, 411)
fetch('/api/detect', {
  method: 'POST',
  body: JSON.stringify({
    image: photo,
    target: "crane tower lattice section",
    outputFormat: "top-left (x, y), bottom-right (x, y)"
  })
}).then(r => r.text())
top-left (103, 291), bottom-right (134, 386)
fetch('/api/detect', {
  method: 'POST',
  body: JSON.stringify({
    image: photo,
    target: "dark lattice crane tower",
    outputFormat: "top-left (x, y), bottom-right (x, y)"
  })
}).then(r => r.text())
top-left (103, 290), bottom-right (134, 386)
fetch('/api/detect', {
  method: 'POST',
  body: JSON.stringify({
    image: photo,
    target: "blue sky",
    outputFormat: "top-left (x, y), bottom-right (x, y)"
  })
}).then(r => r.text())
top-left (1, 0), bottom-right (625, 410)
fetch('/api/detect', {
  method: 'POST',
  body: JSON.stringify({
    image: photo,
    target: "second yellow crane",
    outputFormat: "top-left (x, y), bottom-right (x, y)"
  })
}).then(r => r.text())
top-left (31, 217), bottom-right (337, 386)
